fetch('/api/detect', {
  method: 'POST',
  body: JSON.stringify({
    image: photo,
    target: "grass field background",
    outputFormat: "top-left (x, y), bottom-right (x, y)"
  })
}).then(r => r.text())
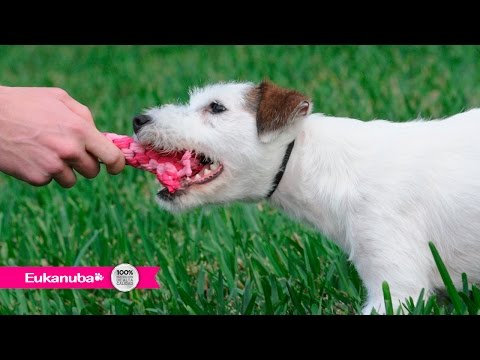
top-left (1, 45), bottom-right (480, 315)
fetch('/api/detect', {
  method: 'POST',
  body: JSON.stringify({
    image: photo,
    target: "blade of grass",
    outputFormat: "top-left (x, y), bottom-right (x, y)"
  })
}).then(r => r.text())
top-left (15, 289), bottom-right (29, 315)
top-left (260, 277), bottom-right (274, 314)
top-left (458, 293), bottom-right (477, 315)
top-left (429, 242), bottom-right (464, 314)
top-left (73, 230), bottom-right (99, 266)
top-left (472, 286), bottom-right (480, 307)
top-left (412, 289), bottom-right (426, 315)
top-left (382, 281), bottom-right (394, 315)
top-left (462, 273), bottom-right (469, 294)
top-left (241, 280), bottom-right (257, 315)
top-left (286, 282), bottom-right (306, 315)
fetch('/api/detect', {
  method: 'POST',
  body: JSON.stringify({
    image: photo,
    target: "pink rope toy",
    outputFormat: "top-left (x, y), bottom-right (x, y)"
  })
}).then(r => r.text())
top-left (104, 133), bottom-right (206, 193)
top-left (104, 133), bottom-right (194, 193)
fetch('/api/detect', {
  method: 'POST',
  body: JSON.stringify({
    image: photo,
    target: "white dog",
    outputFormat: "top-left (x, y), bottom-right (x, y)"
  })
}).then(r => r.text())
top-left (133, 80), bottom-right (480, 314)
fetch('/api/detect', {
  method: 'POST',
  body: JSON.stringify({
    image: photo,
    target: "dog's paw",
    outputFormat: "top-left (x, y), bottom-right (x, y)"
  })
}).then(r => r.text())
top-left (362, 297), bottom-right (388, 315)
top-left (94, 273), bottom-right (104, 281)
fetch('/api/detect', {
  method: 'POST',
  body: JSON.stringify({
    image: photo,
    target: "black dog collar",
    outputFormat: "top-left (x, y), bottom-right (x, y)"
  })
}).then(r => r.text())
top-left (266, 141), bottom-right (295, 198)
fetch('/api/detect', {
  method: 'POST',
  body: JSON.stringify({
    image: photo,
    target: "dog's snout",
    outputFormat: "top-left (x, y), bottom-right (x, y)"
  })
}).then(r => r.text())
top-left (133, 114), bottom-right (152, 133)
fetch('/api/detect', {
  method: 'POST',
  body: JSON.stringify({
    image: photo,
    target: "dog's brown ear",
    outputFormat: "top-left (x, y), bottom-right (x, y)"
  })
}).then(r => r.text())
top-left (247, 80), bottom-right (312, 143)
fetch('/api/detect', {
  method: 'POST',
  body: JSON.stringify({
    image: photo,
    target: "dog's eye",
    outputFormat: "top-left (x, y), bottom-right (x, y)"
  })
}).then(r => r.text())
top-left (210, 102), bottom-right (227, 114)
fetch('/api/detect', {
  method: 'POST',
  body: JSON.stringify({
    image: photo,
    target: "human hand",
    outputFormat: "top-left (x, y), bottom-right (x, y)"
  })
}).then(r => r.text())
top-left (0, 86), bottom-right (125, 187)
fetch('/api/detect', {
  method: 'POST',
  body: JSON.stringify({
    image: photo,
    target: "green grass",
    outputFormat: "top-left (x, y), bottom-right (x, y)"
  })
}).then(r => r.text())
top-left (1, 45), bottom-right (480, 315)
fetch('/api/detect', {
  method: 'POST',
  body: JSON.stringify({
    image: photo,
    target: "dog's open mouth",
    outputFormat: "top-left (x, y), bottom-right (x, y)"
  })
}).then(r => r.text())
top-left (150, 148), bottom-right (223, 199)
top-left (104, 133), bottom-right (223, 199)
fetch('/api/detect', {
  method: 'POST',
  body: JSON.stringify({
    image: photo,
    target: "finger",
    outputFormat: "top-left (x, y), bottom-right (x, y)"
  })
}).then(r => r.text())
top-left (60, 97), bottom-right (94, 124)
top-left (84, 128), bottom-right (125, 175)
top-left (44, 87), bottom-right (94, 124)
top-left (52, 166), bottom-right (77, 188)
top-left (68, 152), bottom-right (101, 179)
top-left (43, 87), bottom-right (71, 99)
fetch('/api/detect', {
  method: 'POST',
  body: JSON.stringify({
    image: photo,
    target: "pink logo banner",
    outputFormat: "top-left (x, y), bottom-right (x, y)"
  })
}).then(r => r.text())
top-left (0, 266), bottom-right (160, 289)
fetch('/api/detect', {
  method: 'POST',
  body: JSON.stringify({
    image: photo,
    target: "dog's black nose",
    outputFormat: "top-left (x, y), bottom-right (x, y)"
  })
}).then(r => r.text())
top-left (133, 114), bottom-right (152, 133)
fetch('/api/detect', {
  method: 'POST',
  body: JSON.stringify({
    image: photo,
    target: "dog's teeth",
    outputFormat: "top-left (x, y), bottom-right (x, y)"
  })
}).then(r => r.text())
top-left (210, 162), bottom-right (219, 171)
top-left (204, 169), bottom-right (211, 176)
top-left (194, 174), bottom-right (201, 181)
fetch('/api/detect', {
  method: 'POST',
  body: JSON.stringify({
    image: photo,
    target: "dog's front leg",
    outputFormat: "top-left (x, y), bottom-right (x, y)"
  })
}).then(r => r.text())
top-left (358, 268), bottom-right (433, 315)
top-left (360, 279), bottom-right (434, 314)
top-left (353, 243), bottom-right (434, 315)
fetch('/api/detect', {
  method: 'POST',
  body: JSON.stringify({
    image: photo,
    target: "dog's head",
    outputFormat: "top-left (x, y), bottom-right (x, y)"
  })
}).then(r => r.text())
top-left (134, 80), bottom-right (312, 212)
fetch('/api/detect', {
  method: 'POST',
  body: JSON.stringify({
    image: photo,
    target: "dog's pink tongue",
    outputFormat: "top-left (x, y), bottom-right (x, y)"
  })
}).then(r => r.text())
top-left (104, 133), bottom-right (200, 193)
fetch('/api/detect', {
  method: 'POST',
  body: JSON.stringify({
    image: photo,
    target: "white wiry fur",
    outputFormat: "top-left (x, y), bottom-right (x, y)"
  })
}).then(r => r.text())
top-left (136, 82), bottom-right (480, 314)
